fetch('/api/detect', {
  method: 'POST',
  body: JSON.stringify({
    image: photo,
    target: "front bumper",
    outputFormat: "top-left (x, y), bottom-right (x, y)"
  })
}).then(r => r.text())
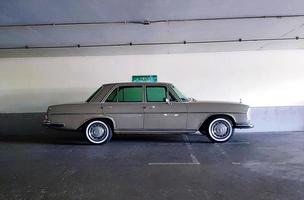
top-left (235, 123), bottom-right (254, 129)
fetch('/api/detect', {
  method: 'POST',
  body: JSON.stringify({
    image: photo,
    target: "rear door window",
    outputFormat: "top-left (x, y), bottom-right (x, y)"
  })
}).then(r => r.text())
top-left (106, 86), bottom-right (143, 102)
top-left (105, 88), bottom-right (118, 102)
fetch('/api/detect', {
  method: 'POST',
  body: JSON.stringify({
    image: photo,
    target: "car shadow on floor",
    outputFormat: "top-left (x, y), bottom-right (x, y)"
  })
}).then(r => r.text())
top-left (0, 130), bottom-right (212, 145)
top-left (112, 133), bottom-right (211, 144)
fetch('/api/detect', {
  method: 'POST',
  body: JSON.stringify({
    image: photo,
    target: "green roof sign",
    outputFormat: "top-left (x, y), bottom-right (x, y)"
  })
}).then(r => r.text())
top-left (132, 75), bottom-right (157, 83)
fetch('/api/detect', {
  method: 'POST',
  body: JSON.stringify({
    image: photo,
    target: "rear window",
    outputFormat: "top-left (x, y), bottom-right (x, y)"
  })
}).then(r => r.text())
top-left (86, 86), bottom-right (103, 102)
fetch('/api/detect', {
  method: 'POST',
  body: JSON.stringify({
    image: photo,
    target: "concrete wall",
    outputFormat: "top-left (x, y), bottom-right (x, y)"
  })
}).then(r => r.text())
top-left (1, 50), bottom-right (304, 133)
top-left (240, 106), bottom-right (304, 133)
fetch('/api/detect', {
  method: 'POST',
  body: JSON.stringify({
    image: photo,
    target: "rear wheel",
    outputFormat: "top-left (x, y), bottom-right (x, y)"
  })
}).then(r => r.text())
top-left (85, 120), bottom-right (112, 144)
top-left (206, 118), bottom-right (234, 143)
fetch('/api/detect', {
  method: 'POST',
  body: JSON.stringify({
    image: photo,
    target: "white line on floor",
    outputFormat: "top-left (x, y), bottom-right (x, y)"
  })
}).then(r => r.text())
top-left (203, 191), bottom-right (210, 200)
top-left (148, 162), bottom-right (200, 166)
top-left (183, 135), bottom-right (192, 149)
top-left (184, 135), bottom-right (200, 164)
top-left (226, 141), bottom-right (250, 145)
top-left (256, 147), bottom-right (278, 150)
top-left (190, 153), bottom-right (200, 164)
top-left (214, 143), bottom-right (229, 158)
top-left (147, 135), bottom-right (200, 166)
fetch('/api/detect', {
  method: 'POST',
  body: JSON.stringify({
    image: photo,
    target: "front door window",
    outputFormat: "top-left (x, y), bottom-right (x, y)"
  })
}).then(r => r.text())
top-left (146, 86), bottom-right (167, 102)
top-left (144, 86), bottom-right (187, 129)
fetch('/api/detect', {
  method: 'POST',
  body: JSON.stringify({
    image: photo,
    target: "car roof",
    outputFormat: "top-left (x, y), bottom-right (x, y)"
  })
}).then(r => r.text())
top-left (102, 82), bottom-right (173, 87)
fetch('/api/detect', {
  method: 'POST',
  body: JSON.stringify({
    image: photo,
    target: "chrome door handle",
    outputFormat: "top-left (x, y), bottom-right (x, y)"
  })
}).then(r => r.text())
top-left (143, 105), bottom-right (156, 109)
top-left (163, 113), bottom-right (180, 117)
top-left (102, 105), bottom-right (112, 109)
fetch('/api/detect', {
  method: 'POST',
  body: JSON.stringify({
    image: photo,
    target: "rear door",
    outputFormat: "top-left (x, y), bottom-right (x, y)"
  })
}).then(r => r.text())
top-left (143, 85), bottom-right (187, 131)
top-left (102, 85), bottom-right (144, 130)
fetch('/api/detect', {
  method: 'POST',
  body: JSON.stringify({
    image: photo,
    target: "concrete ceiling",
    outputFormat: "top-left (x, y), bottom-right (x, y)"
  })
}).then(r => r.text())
top-left (1, 0), bottom-right (304, 57)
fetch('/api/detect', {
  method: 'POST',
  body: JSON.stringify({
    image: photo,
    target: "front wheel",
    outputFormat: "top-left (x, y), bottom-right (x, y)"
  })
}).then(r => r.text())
top-left (85, 120), bottom-right (112, 144)
top-left (206, 118), bottom-right (234, 143)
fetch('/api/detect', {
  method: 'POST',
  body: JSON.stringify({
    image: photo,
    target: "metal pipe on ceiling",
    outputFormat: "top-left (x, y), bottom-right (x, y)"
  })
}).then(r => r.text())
top-left (0, 36), bottom-right (301, 50)
top-left (1, 14), bottom-right (304, 28)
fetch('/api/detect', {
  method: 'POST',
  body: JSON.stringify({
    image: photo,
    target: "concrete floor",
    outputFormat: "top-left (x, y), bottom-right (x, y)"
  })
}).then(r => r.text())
top-left (0, 131), bottom-right (304, 200)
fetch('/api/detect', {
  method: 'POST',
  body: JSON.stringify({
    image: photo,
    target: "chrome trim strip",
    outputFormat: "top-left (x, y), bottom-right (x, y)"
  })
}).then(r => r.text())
top-left (49, 111), bottom-right (244, 115)
top-left (49, 113), bottom-right (99, 115)
top-left (115, 129), bottom-right (197, 133)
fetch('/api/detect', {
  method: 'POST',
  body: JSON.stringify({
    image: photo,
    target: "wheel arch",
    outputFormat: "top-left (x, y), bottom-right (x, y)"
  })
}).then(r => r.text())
top-left (78, 117), bottom-right (115, 132)
top-left (199, 114), bottom-right (236, 133)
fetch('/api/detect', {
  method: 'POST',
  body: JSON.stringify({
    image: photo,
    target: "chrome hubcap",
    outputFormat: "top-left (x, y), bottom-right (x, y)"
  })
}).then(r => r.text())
top-left (88, 122), bottom-right (108, 142)
top-left (91, 126), bottom-right (105, 137)
top-left (210, 120), bottom-right (231, 139)
top-left (213, 123), bottom-right (228, 136)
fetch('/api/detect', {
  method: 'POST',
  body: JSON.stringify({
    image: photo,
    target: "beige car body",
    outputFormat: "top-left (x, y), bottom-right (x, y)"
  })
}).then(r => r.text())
top-left (44, 82), bottom-right (253, 133)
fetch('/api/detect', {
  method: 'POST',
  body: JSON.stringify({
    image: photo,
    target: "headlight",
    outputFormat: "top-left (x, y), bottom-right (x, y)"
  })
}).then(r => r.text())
top-left (247, 107), bottom-right (252, 121)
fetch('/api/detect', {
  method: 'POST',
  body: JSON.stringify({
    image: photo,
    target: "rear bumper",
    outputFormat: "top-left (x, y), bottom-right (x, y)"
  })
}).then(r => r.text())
top-left (235, 123), bottom-right (254, 129)
top-left (43, 120), bottom-right (65, 128)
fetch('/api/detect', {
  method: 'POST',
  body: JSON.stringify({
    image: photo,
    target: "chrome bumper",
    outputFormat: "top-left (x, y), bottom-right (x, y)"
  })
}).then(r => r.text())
top-left (235, 123), bottom-right (254, 129)
top-left (43, 119), bottom-right (51, 126)
top-left (43, 120), bottom-right (64, 128)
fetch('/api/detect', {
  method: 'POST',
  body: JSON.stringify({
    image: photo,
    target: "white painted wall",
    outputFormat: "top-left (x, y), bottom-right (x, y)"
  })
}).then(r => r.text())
top-left (1, 50), bottom-right (304, 113)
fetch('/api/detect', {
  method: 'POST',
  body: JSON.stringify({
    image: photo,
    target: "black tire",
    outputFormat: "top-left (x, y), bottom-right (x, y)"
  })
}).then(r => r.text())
top-left (85, 120), bottom-right (112, 144)
top-left (205, 117), bottom-right (234, 143)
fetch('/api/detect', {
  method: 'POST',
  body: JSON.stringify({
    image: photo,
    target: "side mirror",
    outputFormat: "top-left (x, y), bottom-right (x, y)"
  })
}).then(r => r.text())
top-left (165, 98), bottom-right (172, 105)
top-left (188, 97), bottom-right (197, 102)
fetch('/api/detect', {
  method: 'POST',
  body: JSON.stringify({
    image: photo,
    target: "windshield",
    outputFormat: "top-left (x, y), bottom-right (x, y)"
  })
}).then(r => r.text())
top-left (171, 85), bottom-right (188, 102)
top-left (86, 86), bottom-right (103, 102)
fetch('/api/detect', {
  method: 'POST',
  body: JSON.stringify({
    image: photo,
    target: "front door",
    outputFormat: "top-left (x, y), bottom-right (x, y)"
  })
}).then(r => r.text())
top-left (102, 86), bottom-right (144, 130)
top-left (143, 86), bottom-right (187, 131)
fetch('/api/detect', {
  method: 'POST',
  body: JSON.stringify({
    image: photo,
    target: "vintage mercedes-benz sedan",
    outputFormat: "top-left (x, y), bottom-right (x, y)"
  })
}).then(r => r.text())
top-left (44, 82), bottom-right (253, 144)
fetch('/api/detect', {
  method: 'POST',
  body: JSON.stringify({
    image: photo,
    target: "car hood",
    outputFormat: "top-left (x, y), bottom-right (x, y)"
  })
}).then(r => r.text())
top-left (188, 101), bottom-right (249, 114)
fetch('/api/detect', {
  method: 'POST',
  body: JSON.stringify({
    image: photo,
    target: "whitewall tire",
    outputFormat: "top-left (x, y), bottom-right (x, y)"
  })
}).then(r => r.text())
top-left (85, 120), bottom-right (112, 144)
top-left (207, 118), bottom-right (234, 143)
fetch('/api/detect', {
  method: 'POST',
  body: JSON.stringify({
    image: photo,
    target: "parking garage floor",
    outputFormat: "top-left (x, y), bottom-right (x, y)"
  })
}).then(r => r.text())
top-left (0, 131), bottom-right (303, 200)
